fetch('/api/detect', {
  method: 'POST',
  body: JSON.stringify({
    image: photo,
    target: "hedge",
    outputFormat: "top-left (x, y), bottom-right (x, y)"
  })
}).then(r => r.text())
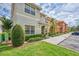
top-left (25, 34), bottom-right (46, 42)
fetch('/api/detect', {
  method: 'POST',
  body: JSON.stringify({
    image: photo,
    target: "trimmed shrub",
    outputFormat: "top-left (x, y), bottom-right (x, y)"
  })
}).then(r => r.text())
top-left (25, 34), bottom-right (45, 41)
top-left (11, 24), bottom-right (25, 47)
top-left (28, 37), bottom-right (42, 42)
top-left (48, 33), bottom-right (55, 37)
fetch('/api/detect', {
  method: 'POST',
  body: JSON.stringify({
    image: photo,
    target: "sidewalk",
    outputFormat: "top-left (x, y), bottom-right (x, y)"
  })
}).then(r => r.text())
top-left (42, 33), bottom-right (71, 45)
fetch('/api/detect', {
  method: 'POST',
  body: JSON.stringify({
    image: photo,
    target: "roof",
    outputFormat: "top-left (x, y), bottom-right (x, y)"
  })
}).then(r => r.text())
top-left (26, 3), bottom-right (42, 10)
top-left (56, 20), bottom-right (67, 25)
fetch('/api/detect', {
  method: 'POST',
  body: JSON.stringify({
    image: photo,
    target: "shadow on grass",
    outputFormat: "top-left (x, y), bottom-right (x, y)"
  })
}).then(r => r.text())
top-left (0, 44), bottom-right (13, 52)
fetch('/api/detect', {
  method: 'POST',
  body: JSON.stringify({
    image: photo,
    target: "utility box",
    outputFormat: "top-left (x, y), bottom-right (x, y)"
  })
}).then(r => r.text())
top-left (2, 32), bottom-right (9, 41)
top-left (3, 32), bottom-right (8, 41)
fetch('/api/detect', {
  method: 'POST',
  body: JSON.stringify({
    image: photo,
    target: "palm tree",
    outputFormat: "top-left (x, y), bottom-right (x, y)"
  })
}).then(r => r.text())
top-left (0, 17), bottom-right (13, 32)
top-left (0, 17), bottom-right (13, 41)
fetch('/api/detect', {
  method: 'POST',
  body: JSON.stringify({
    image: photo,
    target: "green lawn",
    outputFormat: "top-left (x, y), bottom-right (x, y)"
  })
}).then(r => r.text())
top-left (0, 41), bottom-right (79, 56)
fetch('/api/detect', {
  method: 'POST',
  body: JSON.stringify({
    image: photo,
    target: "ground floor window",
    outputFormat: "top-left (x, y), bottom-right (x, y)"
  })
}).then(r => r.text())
top-left (25, 25), bottom-right (35, 34)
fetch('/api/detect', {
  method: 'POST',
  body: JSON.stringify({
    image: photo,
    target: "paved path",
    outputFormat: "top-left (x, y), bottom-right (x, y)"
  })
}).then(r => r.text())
top-left (59, 35), bottom-right (79, 52)
top-left (43, 33), bottom-right (71, 45)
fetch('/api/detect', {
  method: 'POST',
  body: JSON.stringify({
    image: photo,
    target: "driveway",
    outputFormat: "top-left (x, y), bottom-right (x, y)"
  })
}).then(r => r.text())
top-left (59, 35), bottom-right (79, 52)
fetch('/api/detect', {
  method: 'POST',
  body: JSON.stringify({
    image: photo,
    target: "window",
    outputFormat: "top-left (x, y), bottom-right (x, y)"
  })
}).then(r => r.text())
top-left (30, 7), bottom-right (35, 15)
top-left (25, 25), bottom-right (35, 34)
top-left (25, 4), bottom-right (35, 15)
top-left (25, 4), bottom-right (30, 14)
top-left (25, 25), bottom-right (30, 34)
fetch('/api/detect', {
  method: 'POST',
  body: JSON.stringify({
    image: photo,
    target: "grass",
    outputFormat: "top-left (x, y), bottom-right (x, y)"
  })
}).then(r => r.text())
top-left (0, 41), bottom-right (79, 56)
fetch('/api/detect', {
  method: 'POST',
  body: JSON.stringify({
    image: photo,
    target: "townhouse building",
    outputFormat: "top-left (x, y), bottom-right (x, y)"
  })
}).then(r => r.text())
top-left (11, 3), bottom-right (47, 34)
top-left (47, 18), bottom-right (68, 34)
top-left (55, 20), bottom-right (68, 33)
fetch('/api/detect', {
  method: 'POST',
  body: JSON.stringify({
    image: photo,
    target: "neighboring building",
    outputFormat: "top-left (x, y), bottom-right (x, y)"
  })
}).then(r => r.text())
top-left (11, 3), bottom-right (47, 34)
top-left (55, 20), bottom-right (68, 33)
top-left (48, 18), bottom-right (68, 33)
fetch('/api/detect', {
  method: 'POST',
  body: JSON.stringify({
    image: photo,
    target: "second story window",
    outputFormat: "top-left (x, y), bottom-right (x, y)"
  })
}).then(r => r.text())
top-left (25, 4), bottom-right (30, 14)
top-left (25, 4), bottom-right (35, 15)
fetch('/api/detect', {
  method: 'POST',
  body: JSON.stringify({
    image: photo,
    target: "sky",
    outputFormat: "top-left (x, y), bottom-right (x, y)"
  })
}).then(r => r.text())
top-left (0, 3), bottom-right (79, 27)
top-left (0, 3), bottom-right (11, 18)
top-left (37, 3), bottom-right (79, 27)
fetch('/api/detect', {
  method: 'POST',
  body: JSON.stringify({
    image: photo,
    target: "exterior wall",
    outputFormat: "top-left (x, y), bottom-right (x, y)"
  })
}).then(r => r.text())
top-left (63, 24), bottom-right (68, 32)
top-left (46, 17), bottom-right (52, 34)
top-left (48, 18), bottom-right (58, 34)
top-left (52, 20), bottom-right (57, 33)
top-left (55, 20), bottom-right (68, 33)
top-left (0, 21), bottom-right (2, 33)
top-left (40, 13), bottom-right (48, 34)
top-left (11, 3), bottom-right (42, 34)
top-left (15, 3), bottom-right (41, 19)
top-left (15, 13), bottom-right (41, 34)
top-left (0, 25), bottom-right (2, 33)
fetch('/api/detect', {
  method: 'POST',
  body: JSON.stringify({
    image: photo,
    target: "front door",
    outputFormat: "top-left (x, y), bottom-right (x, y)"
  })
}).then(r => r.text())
top-left (41, 26), bottom-right (45, 34)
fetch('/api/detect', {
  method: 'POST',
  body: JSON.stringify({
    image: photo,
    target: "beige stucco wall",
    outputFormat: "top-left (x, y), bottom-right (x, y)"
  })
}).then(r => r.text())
top-left (0, 21), bottom-right (2, 33)
top-left (15, 3), bottom-right (41, 19)
top-left (0, 25), bottom-right (2, 33)
top-left (12, 3), bottom-right (42, 34)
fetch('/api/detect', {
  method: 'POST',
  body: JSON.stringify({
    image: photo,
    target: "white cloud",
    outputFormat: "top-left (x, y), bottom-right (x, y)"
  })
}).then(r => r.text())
top-left (39, 3), bottom-right (79, 26)
top-left (0, 3), bottom-right (79, 26)
top-left (0, 3), bottom-right (11, 17)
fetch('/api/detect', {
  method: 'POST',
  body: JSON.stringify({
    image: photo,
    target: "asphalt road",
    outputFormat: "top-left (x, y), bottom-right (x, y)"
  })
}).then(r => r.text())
top-left (59, 35), bottom-right (79, 52)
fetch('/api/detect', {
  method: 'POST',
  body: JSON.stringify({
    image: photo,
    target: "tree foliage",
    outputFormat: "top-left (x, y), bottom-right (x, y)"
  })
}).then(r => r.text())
top-left (11, 24), bottom-right (25, 47)
top-left (49, 18), bottom-right (56, 35)
top-left (76, 25), bottom-right (79, 31)
top-left (0, 17), bottom-right (13, 32)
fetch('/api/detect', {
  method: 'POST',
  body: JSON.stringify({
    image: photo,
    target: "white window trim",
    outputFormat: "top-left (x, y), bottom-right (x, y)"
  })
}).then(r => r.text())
top-left (25, 25), bottom-right (35, 34)
top-left (25, 4), bottom-right (35, 15)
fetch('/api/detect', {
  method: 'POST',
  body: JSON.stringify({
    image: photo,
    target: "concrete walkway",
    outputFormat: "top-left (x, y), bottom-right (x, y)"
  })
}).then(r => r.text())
top-left (43, 33), bottom-right (71, 45)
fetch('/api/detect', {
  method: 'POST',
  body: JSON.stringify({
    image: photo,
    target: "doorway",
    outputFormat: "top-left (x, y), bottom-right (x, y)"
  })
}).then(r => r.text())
top-left (41, 26), bottom-right (45, 34)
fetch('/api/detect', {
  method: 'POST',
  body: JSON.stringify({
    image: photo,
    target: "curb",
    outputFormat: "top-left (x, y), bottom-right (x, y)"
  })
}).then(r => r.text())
top-left (57, 35), bottom-right (71, 45)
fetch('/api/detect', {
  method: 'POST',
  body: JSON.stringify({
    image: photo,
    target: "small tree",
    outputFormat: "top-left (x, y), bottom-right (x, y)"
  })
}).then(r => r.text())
top-left (11, 24), bottom-right (25, 47)
top-left (49, 18), bottom-right (56, 36)
top-left (76, 25), bottom-right (79, 31)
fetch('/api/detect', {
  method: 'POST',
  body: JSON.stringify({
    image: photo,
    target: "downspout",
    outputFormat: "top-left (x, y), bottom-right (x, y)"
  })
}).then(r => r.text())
top-left (11, 3), bottom-right (16, 25)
